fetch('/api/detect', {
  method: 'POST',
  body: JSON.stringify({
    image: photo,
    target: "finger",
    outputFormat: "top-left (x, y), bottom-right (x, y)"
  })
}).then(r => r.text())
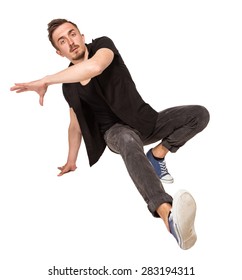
top-left (10, 85), bottom-right (28, 93)
top-left (10, 86), bottom-right (16, 91)
top-left (10, 83), bottom-right (26, 89)
top-left (57, 166), bottom-right (66, 176)
top-left (14, 83), bottom-right (26, 86)
top-left (57, 168), bottom-right (70, 177)
top-left (16, 89), bottom-right (27, 93)
top-left (10, 86), bottom-right (22, 91)
top-left (57, 171), bottom-right (64, 176)
top-left (39, 95), bottom-right (44, 106)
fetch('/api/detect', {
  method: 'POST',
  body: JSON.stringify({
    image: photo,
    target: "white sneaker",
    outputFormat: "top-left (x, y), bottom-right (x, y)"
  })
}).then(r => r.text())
top-left (168, 190), bottom-right (197, 250)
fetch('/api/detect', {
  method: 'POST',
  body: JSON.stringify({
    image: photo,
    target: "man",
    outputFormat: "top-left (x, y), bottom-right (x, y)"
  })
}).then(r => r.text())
top-left (10, 19), bottom-right (210, 250)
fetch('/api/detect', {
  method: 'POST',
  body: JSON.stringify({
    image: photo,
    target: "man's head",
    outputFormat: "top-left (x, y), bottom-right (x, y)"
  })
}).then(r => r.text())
top-left (47, 18), bottom-right (87, 63)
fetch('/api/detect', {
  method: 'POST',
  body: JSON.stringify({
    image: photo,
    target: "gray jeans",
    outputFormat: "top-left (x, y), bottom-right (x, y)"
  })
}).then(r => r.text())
top-left (104, 105), bottom-right (210, 217)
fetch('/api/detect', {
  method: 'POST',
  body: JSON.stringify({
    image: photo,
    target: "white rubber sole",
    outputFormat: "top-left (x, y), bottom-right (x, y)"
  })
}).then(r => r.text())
top-left (161, 174), bottom-right (174, 184)
top-left (172, 190), bottom-right (197, 250)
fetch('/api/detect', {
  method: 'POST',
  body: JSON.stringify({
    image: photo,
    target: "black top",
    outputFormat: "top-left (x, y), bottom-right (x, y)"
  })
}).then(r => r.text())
top-left (76, 79), bottom-right (122, 133)
top-left (63, 36), bottom-right (158, 166)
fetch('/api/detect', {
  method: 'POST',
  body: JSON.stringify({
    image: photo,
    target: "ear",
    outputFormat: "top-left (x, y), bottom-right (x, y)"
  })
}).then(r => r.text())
top-left (56, 49), bottom-right (64, 57)
top-left (81, 34), bottom-right (85, 43)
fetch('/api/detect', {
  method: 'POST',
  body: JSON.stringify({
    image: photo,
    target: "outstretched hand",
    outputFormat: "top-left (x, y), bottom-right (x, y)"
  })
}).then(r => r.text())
top-left (10, 79), bottom-right (48, 106)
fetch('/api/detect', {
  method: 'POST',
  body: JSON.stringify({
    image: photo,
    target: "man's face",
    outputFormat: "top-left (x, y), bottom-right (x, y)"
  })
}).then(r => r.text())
top-left (52, 22), bottom-right (86, 63)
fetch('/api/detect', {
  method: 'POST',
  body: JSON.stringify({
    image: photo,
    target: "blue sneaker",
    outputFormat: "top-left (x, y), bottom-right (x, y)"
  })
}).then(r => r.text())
top-left (168, 190), bottom-right (197, 250)
top-left (146, 149), bottom-right (174, 184)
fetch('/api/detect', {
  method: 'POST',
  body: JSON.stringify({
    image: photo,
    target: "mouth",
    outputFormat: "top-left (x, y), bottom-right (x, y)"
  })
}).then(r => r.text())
top-left (70, 45), bottom-right (79, 53)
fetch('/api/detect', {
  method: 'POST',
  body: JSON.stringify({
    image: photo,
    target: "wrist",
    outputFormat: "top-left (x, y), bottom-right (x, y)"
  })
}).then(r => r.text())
top-left (67, 158), bottom-right (77, 166)
top-left (42, 75), bottom-right (53, 86)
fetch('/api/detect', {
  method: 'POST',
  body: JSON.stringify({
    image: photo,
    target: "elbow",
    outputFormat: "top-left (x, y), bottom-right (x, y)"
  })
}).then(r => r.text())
top-left (69, 122), bottom-right (81, 135)
top-left (92, 63), bottom-right (103, 77)
top-left (89, 58), bottom-right (108, 77)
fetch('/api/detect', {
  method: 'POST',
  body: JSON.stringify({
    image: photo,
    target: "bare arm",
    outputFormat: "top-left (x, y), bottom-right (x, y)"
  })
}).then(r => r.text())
top-left (10, 48), bottom-right (114, 105)
top-left (46, 48), bottom-right (114, 85)
top-left (58, 108), bottom-right (82, 176)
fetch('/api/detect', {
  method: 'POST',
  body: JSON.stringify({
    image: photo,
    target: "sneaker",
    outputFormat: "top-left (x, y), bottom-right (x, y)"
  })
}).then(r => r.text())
top-left (146, 149), bottom-right (174, 184)
top-left (168, 190), bottom-right (197, 250)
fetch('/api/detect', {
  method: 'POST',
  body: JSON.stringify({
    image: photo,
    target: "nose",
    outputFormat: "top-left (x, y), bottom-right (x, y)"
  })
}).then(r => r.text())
top-left (67, 36), bottom-right (74, 46)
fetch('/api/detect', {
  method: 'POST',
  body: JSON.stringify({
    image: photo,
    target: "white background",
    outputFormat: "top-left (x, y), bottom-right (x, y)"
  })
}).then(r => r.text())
top-left (1, 0), bottom-right (241, 279)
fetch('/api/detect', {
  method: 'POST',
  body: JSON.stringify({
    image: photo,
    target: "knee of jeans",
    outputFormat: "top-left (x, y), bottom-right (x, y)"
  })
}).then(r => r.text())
top-left (119, 131), bottom-right (142, 148)
top-left (197, 105), bottom-right (210, 130)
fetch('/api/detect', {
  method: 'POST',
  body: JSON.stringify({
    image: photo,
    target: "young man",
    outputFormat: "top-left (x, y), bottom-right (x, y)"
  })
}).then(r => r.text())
top-left (10, 19), bottom-right (210, 250)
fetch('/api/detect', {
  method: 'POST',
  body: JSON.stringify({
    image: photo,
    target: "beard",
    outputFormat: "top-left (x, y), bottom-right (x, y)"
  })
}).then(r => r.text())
top-left (72, 50), bottom-right (85, 61)
top-left (70, 45), bottom-right (86, 61)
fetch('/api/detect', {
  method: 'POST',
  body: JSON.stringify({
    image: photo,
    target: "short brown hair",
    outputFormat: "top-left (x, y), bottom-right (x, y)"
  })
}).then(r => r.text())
top-left (47, 18), bottom-right (79, 49)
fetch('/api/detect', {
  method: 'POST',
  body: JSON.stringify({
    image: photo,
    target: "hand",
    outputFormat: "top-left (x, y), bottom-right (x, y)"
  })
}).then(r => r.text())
top-left (10, 78), bottom-right (48, 106)
top-left (57, 163), bottom-right (77, 176)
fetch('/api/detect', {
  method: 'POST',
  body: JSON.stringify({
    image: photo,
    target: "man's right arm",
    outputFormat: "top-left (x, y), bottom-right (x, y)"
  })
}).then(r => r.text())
top-left (58, 108), bottom-right (82, 176)
top-left (10, 48), bottom-right (114, 106)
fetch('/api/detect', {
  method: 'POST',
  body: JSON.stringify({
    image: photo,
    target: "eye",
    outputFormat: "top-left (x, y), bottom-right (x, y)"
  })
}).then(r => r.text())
top-left (59, 39), bottom-right (66, 45)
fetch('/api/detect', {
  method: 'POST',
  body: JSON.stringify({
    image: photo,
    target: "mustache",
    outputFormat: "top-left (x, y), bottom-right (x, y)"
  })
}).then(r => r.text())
top-left (70, 45), bottom-right (79, 52)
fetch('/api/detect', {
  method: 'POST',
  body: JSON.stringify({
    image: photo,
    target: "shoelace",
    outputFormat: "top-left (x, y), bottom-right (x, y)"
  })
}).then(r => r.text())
top-left (158, 159), bottom-right (168, 175)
